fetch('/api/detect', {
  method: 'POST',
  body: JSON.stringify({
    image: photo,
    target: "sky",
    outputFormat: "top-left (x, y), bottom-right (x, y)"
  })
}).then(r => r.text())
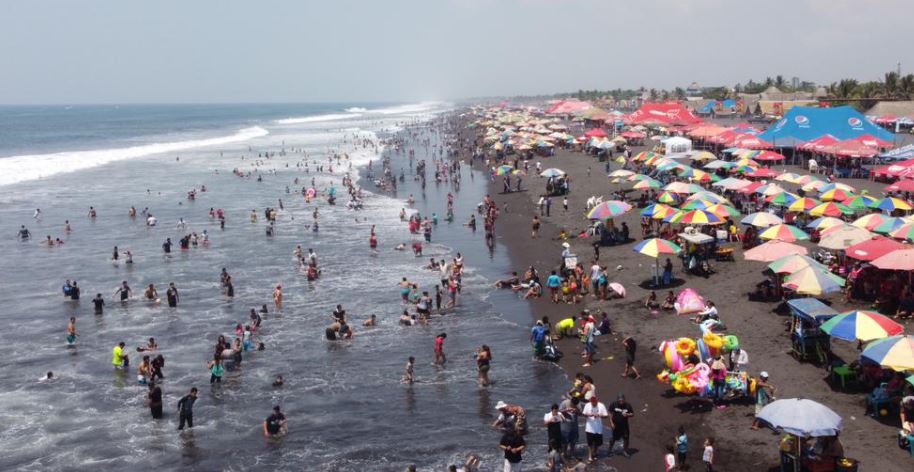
top-left (0, 0), bottom-right (911, 104)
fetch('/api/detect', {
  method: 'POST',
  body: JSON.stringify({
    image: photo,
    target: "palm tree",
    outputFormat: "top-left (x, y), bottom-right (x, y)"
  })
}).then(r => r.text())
top-left (900, 74), bottom-right (914, 99)
top-left (649, 88), bottom-right (658, 101)
top-left (673, 87), bottom-right (685, 100)
top-left (764, 77), bottom-right (774, 87)
top-left (883, 71), bottom-right (899, 99)
top-left (829, 79), bottom-right (858, 99)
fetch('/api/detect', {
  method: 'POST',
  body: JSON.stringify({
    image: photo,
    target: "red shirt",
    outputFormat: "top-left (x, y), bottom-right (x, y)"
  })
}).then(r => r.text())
top-left (434, 337), bottom-right (444, 353)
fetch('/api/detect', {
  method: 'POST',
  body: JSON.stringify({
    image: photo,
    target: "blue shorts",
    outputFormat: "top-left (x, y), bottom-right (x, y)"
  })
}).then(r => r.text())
top-left (585, 341), bottom-right (595, 354)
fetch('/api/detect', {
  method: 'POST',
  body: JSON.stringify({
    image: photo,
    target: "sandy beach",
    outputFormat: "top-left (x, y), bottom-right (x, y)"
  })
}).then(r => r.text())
top-left (455, 115), bottom-right (914, 471)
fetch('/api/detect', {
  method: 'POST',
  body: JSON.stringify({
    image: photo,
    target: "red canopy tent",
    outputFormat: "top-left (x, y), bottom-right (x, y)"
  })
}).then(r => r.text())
top-left (745, 168), bottom-right (781, 179)
top-left (584, 128), bottom-right (608, 138)
top-left (620, 131), bottom-right (646, 139)
top-left (626, 102), bottom-right (702, 126)
top-left (872, 159), bottom-right (914, 179)
top-left (755, 151), bottom-right (786, 161)
top-left (875, 115), bottom-right (898, 125)
top-left (731, 134), bottom-right (773, 150)
top-left (825, 140), bottom-right (879, 158)
top-left (845, 236), bottom-right (906, 261)
top-left (798, 135), bottom-right (839, 152)
top-left (845, 134), bottom-right (892, 148)
top-left (885, 179), bottom-right (914, 192)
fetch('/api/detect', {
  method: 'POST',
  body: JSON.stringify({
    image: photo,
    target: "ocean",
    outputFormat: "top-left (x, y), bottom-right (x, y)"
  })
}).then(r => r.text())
top-left (0, 103), bottom-right (567, 471)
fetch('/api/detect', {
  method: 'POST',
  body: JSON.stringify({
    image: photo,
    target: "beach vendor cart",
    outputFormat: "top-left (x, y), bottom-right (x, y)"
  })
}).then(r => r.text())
top-left (678, 229), bottom-right (717, 276)
top-left (787, 298), bottom-right (838, 365)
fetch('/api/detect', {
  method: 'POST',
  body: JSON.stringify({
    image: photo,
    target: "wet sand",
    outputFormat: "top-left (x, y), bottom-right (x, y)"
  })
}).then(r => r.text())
top-left (457, 119), bottom-right (913, 471)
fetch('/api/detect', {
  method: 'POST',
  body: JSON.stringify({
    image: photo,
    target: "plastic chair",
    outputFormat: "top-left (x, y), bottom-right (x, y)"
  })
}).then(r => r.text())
top-left (831, 365), bottom-right (855, 390)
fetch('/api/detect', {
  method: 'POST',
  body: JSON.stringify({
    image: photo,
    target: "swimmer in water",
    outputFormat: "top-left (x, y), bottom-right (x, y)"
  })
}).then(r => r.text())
top-left (273, 375), bottom-right (284, 387)
top-left (402, 356), bottom-right (415, 384)
top-left (273, 285), bottom-right (283, 311)
top-left (114, 281), bottom-right (133, 303)
top-left (362, 314), bottom-right (376, 327)
top-left (144, 284), bottom-right (159, 303)
top-left (66, 317), bottom-right (77, 345)
top-left (18, 225), bottom-right (31, 240)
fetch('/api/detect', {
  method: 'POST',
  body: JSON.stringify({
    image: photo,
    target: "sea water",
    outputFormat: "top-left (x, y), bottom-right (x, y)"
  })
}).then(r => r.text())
top-left (0, 103), bottom-right (567, 471)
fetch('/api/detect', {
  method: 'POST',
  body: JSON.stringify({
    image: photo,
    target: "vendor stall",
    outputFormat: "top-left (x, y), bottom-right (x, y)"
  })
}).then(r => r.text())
top-left (787, 298), bottom-right (838, 365)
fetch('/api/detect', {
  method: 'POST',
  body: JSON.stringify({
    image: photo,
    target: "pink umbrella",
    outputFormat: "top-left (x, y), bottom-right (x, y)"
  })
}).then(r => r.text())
top-left (609, 282), bottom-right (626, 298)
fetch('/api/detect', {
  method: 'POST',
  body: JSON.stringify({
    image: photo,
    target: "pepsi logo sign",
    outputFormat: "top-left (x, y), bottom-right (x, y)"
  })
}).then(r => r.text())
top-left (848, 117), bottom-right (862, 128)
top-left (795, 115), bottom-right (809, 125)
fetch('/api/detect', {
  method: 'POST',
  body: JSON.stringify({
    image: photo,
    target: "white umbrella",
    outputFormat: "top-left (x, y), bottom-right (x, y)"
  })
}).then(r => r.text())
top-left (757, 398), bottom-right (842, 438)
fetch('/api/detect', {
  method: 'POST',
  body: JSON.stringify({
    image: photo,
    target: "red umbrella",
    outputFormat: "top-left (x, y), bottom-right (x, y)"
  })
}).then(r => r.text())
top-left (735, 182), bottom-right (764, 194)
top-left (756, 151), bottom-right (786, 161)
top-left (746, 168), bottom-right (781, 179)
top-left (584, 128), bottom-right (608, 138)
top-left (845, 236), bottom-right (907, 262)
top-left (846, 134), bottom-right (892, 148)
top-left (799, 135), bottom-right (839, 152)
top-left (886, 179), bottom-right (914, 192)
top-left (871, 249), bottom-right (914, 271)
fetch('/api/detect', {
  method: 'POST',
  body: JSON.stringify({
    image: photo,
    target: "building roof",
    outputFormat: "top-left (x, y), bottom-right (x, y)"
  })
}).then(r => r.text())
top-left (865, 101), bottom-right (914, 118)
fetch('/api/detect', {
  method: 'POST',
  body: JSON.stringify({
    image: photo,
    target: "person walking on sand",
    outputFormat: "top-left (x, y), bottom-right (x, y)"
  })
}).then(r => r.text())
top-left (702, 437), bottom-right (714, 471)
top-left (751, 372), bottom-right (776, 430)
top-left (531, 215), bottom-right (540, 239)
top-left (609, 393), bottom-right (634, 457)
top-left (433, 333), bottom-right (447, 366)
top-left (621, 336), bottom-right (641, 379)
top-left (582, 396), bottom-right (608, 464)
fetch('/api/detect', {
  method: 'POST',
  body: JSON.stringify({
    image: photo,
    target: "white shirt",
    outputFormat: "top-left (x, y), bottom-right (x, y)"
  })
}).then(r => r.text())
top-left (440, 263), bottom-right (449, 279)
top-left (544, 412), bottom-right (564, 425)
top-left (703, 445), bottom-right (713, 463)
top-left (582, 402), bottom-right (607, 434)
top-left (590, 264), bottom-right (601, 280)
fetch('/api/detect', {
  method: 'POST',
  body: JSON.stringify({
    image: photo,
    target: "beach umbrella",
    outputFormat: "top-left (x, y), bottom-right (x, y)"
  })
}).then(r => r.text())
top-left (851, 214), bottom-right (888, 231)
top-left (687, 191), bottom-right (731, 205)
top-left (494, 165), bottom-right (514, 176)
top-left (512, 169), bottom-right (526, 176)
top-left (628, 173), bottom-right (653, 182)
top-left (782, 266), bottom-right (845, 295)
top-left (632, 151), bottom-right (656, 162)
top-left (845, 236), bottom-right (906, 261)
top-left (681, 199), bottom-right (713, 211)
top-left (640, 203), bottom-right (672, 217)
top-left (861, 335), bottom-right (914, 372)
top-left (887, 180), bottom-right (914, 193)
top-left (767, 192), bottom-right (799, 207)
top-left (871, 249), bottom-right (914, 271)
top-left (587, 200), bottom-right (632, 219)
top-left (775, 172), bottom-right (802, 183)
top-left (741, 212), bottom-right (783, 227)
top-left (805, 217), bottom-right (844, 231)
top-left (656, 191), bottom-right (681, 204)
top-left (744, 240), bottom-right (808, 262)
top-left (819, 188), bottom-right (854, 202)
top-left (756, 183), bottom-right (786, 196)
top-left (747, 168), bottom-right (782, 179)
top-left (608, 169), bottom-right (634, 178)
top-left (674, 288), bottom-right (706, 315)
top-left (608, 282), bottom-right (626, 298)
top-left (755, 150), bottom-right (786, 161)
top-left (539, 168), bottom-right (565, 178)
top-left (820, 310), bottom-right (904, 342)
top-left (889, 223), bottom-right (914, 241)
top-left (704, 204), bottom-right (740, 219)
top-left (632, 238), bottom-right (682, 258)
top-left (818, 225), bottom-right (873, 250)
top-left (712, 177), bottom-right (751, 190)
top-left (759, 224), bottom-right (810, 242)
top-left (869, 197), bottom-right (913, 212)
top-left (662, 210), bottom-right (685, 223)
top-left (808, 202), bottom-right (853, 218)
top-left (767, 254), bottom-right (828, 275)
top-left (677, 209), bottom-right (722, 225)
top-left (873, 217), bottom-right (907, 235)
top-left (632, 178), bottom-right (662, 190)
top-left (664, 182), bottom-right (701, 194)
top-left (756, 399), bottom-right (843, 438)
top-left (843, 195), bottom-right (878, 211)
top-left (801, 179), bottom-right (828, 192)
top-left (703, 160), bottom-right (734, 170)
top-left (651, 206), bottom-right (679, 220)
top-left (787, 197), bottom-right (822, 213)
top-left (820, 182), bottom-right (856, 193)
top-left (690, 151), bottom-right (717, 162)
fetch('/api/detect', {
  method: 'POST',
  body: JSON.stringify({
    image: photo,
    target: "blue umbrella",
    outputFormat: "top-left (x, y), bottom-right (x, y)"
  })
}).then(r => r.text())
top-left (756, 398), bottom-right (843, 437)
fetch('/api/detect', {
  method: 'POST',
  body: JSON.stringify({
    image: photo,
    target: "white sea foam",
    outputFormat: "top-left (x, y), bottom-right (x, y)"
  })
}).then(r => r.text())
top-left (366, 101), bottom-right (447, 115)
top-left (0, 126), bottom-right (268, 187)
top-left (275, 113), bottom-right (362, 124)
top-left (344, 107), bottom-right (368, 113)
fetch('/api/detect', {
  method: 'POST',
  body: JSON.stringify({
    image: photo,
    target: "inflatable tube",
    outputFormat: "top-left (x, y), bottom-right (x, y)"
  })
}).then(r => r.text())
top-left (724, 335), bottom-right (739, 352)
top-left (696, 339), bottom-right (710, 362)
top-left (675, 337), bottom-right (697, 357)
top-left (703, 333), bottom-right (724, 357)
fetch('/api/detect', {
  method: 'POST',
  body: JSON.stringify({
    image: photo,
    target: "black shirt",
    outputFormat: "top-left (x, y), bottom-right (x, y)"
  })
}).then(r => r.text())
top-left (624, 339), bottom-right (637, 356)
top-left (148, 386), bottom-right (162, 406)
top-left (266, 412), bottom-right (286, 435)
top-left (177, 395), bottom-right (196, 415)
top-left (92, 297), bottom-right (104, 313)
top-left (70, 286), bottom-right (80, 300)
top-left (610, 401), bottom-right (633, 430)
top-left (166, 288), bottom-right (178, 306)
top-left (500, 432), bottom-right (525, 463)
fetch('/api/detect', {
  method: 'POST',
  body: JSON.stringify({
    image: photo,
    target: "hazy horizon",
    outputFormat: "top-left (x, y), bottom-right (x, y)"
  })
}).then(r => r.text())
top-left (1, 0), bottom-right (911, 105)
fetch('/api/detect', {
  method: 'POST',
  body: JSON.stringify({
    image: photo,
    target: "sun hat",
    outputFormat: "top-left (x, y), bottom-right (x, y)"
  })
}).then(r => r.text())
top-left (495, 400), bottom-right (508, 410)
top-left (760, 371), bottom-right (769, 378)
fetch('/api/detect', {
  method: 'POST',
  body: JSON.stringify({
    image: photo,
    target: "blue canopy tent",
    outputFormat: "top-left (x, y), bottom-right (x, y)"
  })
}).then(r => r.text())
top-left (698, 99), bottom-right (738, 115)
top-left (757, 106), bottom-right (895, 148)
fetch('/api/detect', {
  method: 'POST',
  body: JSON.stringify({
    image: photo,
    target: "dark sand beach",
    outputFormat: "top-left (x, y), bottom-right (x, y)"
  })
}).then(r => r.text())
top-left (455, 116), bottom-right (914, 471)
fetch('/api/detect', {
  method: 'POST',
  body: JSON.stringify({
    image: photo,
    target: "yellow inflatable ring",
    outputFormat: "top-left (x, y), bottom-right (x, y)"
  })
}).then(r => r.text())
top-left (675, 337), bottom-right (696, 356)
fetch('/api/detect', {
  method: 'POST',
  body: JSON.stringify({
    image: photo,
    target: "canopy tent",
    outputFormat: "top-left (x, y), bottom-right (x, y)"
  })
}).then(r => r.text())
top-left (626, 102), bottom-right (702, 126)
top-left (698, 99), bottom-right (741, 115)
top-left (545, 99), bottom-right (591, 115)
top-left (757, 106), bottom-right (895, 148)
top-left (661, 136), bottom-right (692, 156)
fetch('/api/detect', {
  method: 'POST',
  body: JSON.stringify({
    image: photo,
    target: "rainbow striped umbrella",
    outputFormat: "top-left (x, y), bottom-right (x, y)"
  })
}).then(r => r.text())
top-left (801, 179), bottom-right (827, 192)
top-left (782, 266), bottom-right (845, 295)
top-left (651, 206), bottom-right (679, 220)
top-left (677, 209), bottom-right (722, 225)
top-left (873, 217), bottom-right (907, 235)
top-left (809, 201), bottom-right (853, 217)
top-left (861, 335), bottom-right (914, 372)
top-left (821, 311), bottom-right (904, 342)
top-left (662, 210), bottom-right (685, 223)
top-left (628, 173), bottom-right (653, 182)
top-left (787, 197), bottom-right (822, 213)
top-left (632, 238), bottom-right (682, 258)
top-left (767, 192), bottom-right (799, 207)
top-left (632, 151), bottom-right (656, 162)
top-left (632, 178), bottom-right (662, 190)
top-left (657, 191), bottom-right (681, 204)
top-left (759, 224), bottom-right (810, 242)
top-left (819, 189), bottom-right (854, 202)
top-left (805, 217), bottom-right (844, 231)
top-left (852, 213), bottom-right (888, 231)
top-left (767, 254), bottom-right (828, 275)
top-left (688, 191), bottom-right (730, 205)
top-left (843, 195), bottom-right (878, 211)
top-left (776, 172), bottom-right (802, 183)
top-left (640, 203), bottom-right (672, 217)
top-left (705, 204), bottom-right (741, 219)
top-left (820, 182), bottom-right (857, 193)
top-left (494, 165), bottom-right (515, 176)
top-left (587, 200), bottom-right (633, 219)
top-left (757, 183), bottom-right (787, 196)
top-left (664, 181), bottom-right (702, 194)
top-left (741, 212), bottom-right (783, 227)
top-left (889, 222), bottom-right (914, 241)
top-left (869, 197), bottom-right (913, 212)
top-left (682, 199), bottom-right (713, 211)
